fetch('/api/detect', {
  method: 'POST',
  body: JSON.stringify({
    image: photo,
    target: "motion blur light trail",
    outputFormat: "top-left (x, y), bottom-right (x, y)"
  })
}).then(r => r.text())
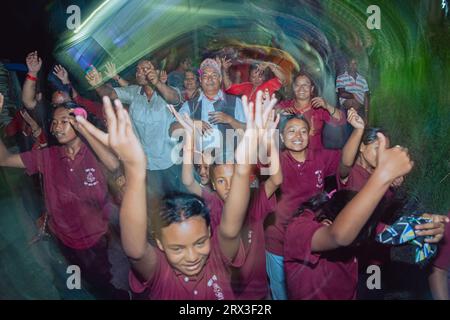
top-left (0, 0), bottom-right (448, 299)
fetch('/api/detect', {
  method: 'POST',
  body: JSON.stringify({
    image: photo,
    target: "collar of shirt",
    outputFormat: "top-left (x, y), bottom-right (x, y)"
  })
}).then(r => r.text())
top-left (58, 142), bottom-right (88, 160)
top-left (199, 90), bottom-right (224, 103)
top-left (285, 147), bottom-right (316, 164)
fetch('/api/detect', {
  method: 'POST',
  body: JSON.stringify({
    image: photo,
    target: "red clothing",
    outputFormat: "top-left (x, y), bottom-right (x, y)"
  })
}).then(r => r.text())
top-left (265, 148), bottom-right (340, 256)
top-left (20, 143), bottom-right (112, 249)
top-left (284, 210), bottom-right (358, 300)
top-left (5, 111), bottom-right (48, 150)
top-left (202, 185), bottom-right (277, 299)
top-left (129, 233), bottom-right (246, 300)
top-left (337, 164), bottom-right (371, 192)
top-left (225, 78), bottom-right (282, 104)
top-left (74, 95), bottom-right (105, 120)
top-left (276, 99), bottom-right (345, 150)
top-left (433, 213), bottom-right (450, 271)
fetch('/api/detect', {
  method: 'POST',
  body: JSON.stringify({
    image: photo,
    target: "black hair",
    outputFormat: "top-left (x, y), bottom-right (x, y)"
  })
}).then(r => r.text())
top-left (292, 71), bottom-right (319, 98)
top-left (151, 193), bottom-right (210, 240)
top-left (362, 127), bottom-right (389, 145)
top-left (295, 190), bottom-right (406, 247)
top-left (278, 113), bottom-right (311, 135)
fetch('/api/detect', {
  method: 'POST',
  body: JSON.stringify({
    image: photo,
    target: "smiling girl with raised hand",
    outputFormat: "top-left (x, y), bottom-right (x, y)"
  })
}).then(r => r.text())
top-left (170, 90), bottom-right (282, 299)
top-left (76, 93), bottom-right (270, 299)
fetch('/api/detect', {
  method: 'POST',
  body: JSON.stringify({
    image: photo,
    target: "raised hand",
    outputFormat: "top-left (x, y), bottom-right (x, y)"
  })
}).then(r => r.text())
top-left (159, 70), bottom-right (168, 84)
top-left (375, 133), bottom-right (414, 183)
top-left (20, 110), bottom-right (39, 131)
top-left (347, 108), bottom-right (365, 129)
top-left (221, 57), bottom-right (232, 71)
top-left (53, 65), bottom-right (70, 85)
top-left (104, 61), bottom-right (119, 80)
top-left (85, 66), bottom-right (103, 87)
top-left (26, 51), bottom-right (42, 76)
top-left (75, 97), bottom-right (146, 169)
top-left (311, 97), bottom-right (328, 110)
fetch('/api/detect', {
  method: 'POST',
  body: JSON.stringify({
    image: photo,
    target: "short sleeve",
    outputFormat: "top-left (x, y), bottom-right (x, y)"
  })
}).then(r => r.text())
top-left (335, 75), bottom-right (345, 89)
top-left (284, 214), bottom-right (324, 265)
top-left (128, 249), bottom-right (163, 294)
top-left (19, 148), bottom-right (46, 175)
top-left (249, 184), bottom-right (277, 222)
top-left (114, 86), bottom-right (138, 104)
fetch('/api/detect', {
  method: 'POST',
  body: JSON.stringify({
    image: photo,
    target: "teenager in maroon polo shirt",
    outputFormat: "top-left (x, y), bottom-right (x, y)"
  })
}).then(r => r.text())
top-left (276, 72), bottom-right (345, 150)
top-left (76, 94), bottom-right (268, 300)
top-left (174, 90), bottom-right (282, 299)
top-left (0, 93), bottom-right (129, 299)
top-left (264, 109), bottom-right (372, 300)
top-left (284, 136), bottom-right (447, 300)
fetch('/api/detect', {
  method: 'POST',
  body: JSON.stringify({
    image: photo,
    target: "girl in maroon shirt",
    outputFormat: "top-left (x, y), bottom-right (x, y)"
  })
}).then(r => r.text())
top-left (76, 94), bottom-right (273, 299)
top-left (284, 135), bottom-right (447, 299)
top-left (276, 72), bottom-right (345, 150)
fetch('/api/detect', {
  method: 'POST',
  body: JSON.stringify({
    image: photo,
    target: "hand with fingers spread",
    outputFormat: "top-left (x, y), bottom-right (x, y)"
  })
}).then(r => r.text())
top-left (85, 66), bottom-right (103, 87)
top-left (26, 51), bottom-right (42, 76)
top-left (415, 214), bottom-right (450, 243)
top-left (53, 65), bottom-right (70, 85)
top-left (105, 61), bottom-right (119, 80)
top-left (75, 97), bottom-right (146, 170)
top-left (374, 133), bottom-right (414, 184)
top-left (347, 108), bottom-right (365, 129)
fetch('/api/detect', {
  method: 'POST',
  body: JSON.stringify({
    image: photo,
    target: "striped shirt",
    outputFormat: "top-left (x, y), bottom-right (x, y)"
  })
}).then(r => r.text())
top-left (336, 71), bottom-right (369, 105)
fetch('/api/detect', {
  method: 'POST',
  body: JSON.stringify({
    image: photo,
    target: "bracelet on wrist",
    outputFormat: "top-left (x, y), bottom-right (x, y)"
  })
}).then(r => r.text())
top-left (26, 74), bottom-right (38, 81)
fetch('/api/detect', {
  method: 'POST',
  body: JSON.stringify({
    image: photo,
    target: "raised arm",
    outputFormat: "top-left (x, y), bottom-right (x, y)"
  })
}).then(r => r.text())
top-left (311, 133), bottom-right (414, 252)
top-left (167, 105), bottom-right (203, 196)
top-left (105, 61), bottom-right (129, 87)
top-left (72, 115), bottom-right (120, 172)
top-left (263, 62), bottom-right (286, 86)
top-left (76, 96), bottom-right (157, 281)
top-left (53, 65), bottom-right (81, 99)
top-left (339, 108), bottom-right (365, 179)
top-left (311, 97), bottom-right (344, 121)
top-left (22, 51), bottom-right (42, 110)
top-left (220, 57), bottom-right (233, 90)
top-left (147, 67), bottom-right (180, 104)
top-left (219, 91), bottom-right (278, 260)
top-left (0, 94), bottom-right (26, 168)
top-left (86, 66), bottom-right (118, 100)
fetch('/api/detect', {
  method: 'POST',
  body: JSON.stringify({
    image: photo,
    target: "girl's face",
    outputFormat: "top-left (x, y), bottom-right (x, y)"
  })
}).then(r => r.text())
top-left (184, 71), bottom-right (197, 91)
top-left (249, 68), bottom-right (264, 87)
top-left (359, 137), bottom-right (391, 170)
top-left (157, 216), bottom-right (211, 277)
top-left (51, 107), bottom-right (78, 145)
top-left (211, 164), bottom-right (234, 201)
top-left (281, 118), bottom-right (310, 153)
top-left (293, 75), bottom-right (314, 101)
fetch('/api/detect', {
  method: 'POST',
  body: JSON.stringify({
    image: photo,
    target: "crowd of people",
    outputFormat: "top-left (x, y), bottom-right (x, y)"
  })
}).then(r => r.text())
top-left (0, 48), bottom-right (449, 300)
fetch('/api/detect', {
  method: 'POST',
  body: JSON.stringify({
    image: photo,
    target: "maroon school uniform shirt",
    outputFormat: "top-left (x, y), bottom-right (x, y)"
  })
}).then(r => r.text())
top-left (265, 149), bottom-right (340, 256)
top-left (284, 210), bottom-right (358, 300)
top-left (337, 164), bottom-right (391, 266)
top-left (129, 233), bottom-right (246, 300)
top-left (20, 143), bottom-right (111, 249)
top-left (225, 78), bottom-right (282, 104)
top-left (433, 213), bottom-right (450, 271)
top-left (276, 100), bottom-right (345, 150)
top-left (202, 185), bottom-right (277, 300)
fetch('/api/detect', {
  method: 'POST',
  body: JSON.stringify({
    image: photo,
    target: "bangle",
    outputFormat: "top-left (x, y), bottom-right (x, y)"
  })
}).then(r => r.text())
top-left (26, 74), bottom-right (38, 81)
